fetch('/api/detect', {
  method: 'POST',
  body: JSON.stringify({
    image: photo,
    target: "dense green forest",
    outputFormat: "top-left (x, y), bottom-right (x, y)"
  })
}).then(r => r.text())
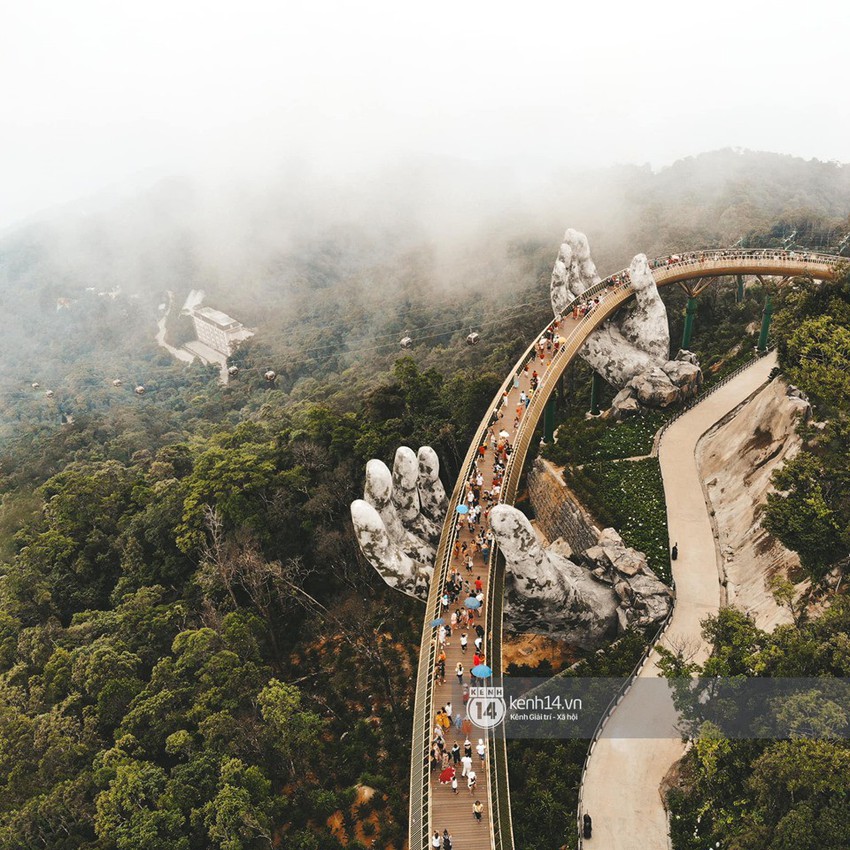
top-left (0, 149), bottom-right (849, 848)
top-left (0, 355), bottom-right (513, 849)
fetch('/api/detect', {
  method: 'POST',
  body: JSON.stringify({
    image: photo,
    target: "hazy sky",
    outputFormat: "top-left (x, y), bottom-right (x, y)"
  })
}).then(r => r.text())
top-left (2, 0), bottom-right (848, 230)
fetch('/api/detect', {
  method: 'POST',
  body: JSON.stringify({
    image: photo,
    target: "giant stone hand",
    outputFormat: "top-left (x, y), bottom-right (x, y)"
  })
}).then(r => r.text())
top-left (489, 504), bottom-right (671, 648)
top-left (350, 449), bottom-right (671, 642)
top-left (350, 446), bottom-right (447, 599)
top-left (551, 230), bottom-right (701, 411)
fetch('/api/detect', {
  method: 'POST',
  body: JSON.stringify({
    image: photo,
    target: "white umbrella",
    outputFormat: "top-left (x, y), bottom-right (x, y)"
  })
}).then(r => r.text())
top-left (499, 430), bottom-right (510, 438)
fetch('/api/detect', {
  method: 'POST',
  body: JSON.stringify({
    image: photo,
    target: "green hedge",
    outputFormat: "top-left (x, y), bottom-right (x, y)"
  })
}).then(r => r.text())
top-left (544, 410), bottom-right (668, 465)
top-left (567, 458), bottom-right (671, 583)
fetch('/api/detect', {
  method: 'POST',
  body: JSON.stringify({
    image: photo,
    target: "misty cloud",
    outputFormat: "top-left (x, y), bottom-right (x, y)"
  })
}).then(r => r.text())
top-left (1, 0), bottom-right (848, 231)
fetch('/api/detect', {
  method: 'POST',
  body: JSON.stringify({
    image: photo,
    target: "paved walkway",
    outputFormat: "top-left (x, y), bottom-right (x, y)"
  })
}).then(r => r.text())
top-left (428, 315), bottom-right (582, 847)
top-left (579, 351), bottom-right (777, 849)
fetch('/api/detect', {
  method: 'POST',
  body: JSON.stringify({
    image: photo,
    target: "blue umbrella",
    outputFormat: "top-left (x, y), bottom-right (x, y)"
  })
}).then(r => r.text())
top-left (464, 597), bottom-right (481, 609)
top-left (456, 504), bottom-right (469, 515)
top-left (430, 617), bottom-right (445, 627)
top-left (472, 664), bottom-right (492, 679)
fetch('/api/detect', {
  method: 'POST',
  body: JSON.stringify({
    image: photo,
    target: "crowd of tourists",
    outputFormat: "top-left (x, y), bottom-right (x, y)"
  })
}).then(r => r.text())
top-left (647, 247), bottom-right (836, 270)
top-left (428, 289), bottom-right (617, 842)
top-left (429, 333), bottom-right (567, 843)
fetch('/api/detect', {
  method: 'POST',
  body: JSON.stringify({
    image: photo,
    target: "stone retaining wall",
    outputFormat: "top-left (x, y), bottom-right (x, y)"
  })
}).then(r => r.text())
top-left (527, 458), bottom-right (600, 554)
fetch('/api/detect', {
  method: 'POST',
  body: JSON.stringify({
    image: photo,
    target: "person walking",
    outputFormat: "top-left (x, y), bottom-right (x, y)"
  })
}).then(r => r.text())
top-left (451, 774), bottom-right (458, 794)
top-left (442, 830), bottom-right (453, 850)
top-left (476, 739), bottom-right (486, 762)
top-left (432, 832), bottom-right (441, 849)
top-left (455, 662), bottom-right (464, 685)
top-left (460, 754), bottom-right (473, 777)
top-left (473, 799), bottom-right (483, 824)
top-left (451, 742), bottom-right (460, 765)
top-left (460, 633), bottom-right (468, 653)
top-left (467, 769), bottom-right (477, 793)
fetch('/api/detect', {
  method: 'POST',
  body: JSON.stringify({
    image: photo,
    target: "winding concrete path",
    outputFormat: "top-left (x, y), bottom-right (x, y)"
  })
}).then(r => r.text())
top-left (579, 351), bottom-right (777, 849)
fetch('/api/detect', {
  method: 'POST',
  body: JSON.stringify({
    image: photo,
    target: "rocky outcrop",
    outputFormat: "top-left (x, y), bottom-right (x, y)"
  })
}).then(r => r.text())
top-left (609, 352), bottom-right (703, 419)
top-left (549, 230), bottom-right (703, 413)
top-left (697, 378), bottom-right (811, 630)
top-left (492, 506), bottom-right (672, 648)
top-left (582, 528), bottom-right (673, 627)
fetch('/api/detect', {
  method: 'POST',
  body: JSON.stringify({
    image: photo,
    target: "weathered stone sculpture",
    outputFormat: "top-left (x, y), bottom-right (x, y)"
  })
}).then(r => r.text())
top-left (350, 446), bottom-right (446, 598)
top-left (550, 230), bottom-right (702, 413)
top-left (351, 445), bottom-right (671, 644)
top-left (490, 505), bottom-right (671, 648)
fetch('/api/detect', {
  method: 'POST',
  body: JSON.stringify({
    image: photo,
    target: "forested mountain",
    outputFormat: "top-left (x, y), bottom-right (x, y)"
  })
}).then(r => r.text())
top-left (0, 149), bottom-right (849, 848)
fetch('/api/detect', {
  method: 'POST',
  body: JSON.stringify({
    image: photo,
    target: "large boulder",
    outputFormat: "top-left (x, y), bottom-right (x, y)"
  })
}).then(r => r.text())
top-left (675, 349), bottom-right (700, 365)
top-left (580, 527), bottom-right (672, 631)
top-left (628, 367), bottom-right (681, 407)
top-left (608, 386), bottom-right (641, 419)
top-left (661, 359), bottom-right (702, 393)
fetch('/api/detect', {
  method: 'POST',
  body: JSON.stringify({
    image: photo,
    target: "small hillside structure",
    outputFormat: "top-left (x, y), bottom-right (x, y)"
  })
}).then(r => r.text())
top-left (190, 306), bottom-right (254, 356)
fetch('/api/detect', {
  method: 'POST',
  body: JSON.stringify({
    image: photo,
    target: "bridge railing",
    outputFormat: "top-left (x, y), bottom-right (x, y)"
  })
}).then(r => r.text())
top-left (485, 546), bottom-right (514, 849)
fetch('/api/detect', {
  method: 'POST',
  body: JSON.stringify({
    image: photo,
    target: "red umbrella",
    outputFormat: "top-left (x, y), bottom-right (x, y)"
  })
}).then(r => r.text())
top-left (439, 766), bottom-right (456, 784)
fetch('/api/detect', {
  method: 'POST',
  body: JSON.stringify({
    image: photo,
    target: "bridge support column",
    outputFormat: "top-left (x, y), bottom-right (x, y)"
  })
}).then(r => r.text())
top-left (758, 295), bottom-right (774, 352)
top-left (736, 275), bottom-right (745, 303)
top-left (589, 371), bottom-right (603, 416)
top-left (543, 394), bottom-right (557, 442)
top-left (681, 296), bottom-right (698, 350)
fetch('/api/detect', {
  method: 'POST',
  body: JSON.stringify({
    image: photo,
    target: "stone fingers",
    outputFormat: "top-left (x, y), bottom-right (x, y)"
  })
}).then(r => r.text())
top-left (350, 499), bottom-right (431, 597)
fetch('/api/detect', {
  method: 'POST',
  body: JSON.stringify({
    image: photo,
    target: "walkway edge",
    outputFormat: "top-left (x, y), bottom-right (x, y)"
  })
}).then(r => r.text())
top-left (576, 350), bottom-right (778, 848)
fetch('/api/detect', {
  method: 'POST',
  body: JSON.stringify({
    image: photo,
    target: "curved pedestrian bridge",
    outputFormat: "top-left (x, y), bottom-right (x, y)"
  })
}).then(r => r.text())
top-left (409, 249), bottom-right (843, 850)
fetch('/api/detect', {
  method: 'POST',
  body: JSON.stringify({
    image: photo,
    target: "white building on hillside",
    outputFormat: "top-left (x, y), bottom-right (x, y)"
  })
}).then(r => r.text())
top-left (190, 306), bottom-right (254, 356)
